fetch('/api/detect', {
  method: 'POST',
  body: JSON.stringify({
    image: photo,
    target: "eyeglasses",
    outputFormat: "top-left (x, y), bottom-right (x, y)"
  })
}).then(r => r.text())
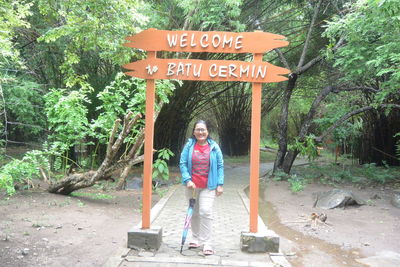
top-left (194, 128), bottom-right (207, 133)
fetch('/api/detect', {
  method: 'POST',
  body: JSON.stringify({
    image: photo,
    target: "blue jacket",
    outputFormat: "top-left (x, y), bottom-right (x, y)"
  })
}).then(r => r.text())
top-left (180, 138), bottom-right (224, 190)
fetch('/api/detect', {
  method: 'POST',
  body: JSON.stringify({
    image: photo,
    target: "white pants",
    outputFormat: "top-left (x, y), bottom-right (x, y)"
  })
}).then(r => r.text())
top-left (185, 187), bottom-right (216, 247)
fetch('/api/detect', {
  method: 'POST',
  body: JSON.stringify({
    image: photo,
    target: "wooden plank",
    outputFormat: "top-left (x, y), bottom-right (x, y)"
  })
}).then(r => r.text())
top-left (142, 51), bottom-right (156, 229)
top-left (123, 58), bottom-right (289, 83)
top-left (124, 28), bottom-right (288, 53)
top-left (249, 53), bottom-right (262, 233)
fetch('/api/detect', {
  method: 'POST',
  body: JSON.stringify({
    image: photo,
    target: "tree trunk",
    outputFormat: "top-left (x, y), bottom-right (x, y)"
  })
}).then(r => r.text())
top-left (282, 150), bottom-right (299, 173)
top-left (278, 85), bottom-right (334, 173)
top-left (273, 73), bottom-right (297, 173)
top-left (115, 132), bottom-right (145, 190)
top-left (48, 112), bottom-right (143, 195)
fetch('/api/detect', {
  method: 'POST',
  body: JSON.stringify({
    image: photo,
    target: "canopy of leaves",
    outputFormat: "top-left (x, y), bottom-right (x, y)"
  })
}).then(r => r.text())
top-left (0, 0), bottom-right (32, 66)
top-left (324, 0), bottom-right (400, 102)
top-left (36, 0), bottom-right (150, 89)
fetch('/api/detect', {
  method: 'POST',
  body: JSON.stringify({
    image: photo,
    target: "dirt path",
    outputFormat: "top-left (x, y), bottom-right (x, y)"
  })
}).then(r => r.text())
top-left (261, 180), bottom-right (400, 266)
top-left (1, 164), bottom-right (399, 267)
top-left (0, 188), bottom-right (160, 267)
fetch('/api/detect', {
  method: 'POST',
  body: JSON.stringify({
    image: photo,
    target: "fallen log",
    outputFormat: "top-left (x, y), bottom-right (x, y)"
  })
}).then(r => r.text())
top-left (48, 112), bottom-right (144, 195)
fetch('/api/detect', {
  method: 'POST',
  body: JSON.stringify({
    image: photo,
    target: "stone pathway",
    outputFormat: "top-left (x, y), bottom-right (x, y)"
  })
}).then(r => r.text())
top-left (109, 163), bottom-right (291, 267)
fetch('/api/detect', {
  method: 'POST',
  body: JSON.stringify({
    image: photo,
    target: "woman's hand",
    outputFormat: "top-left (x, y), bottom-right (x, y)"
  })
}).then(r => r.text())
top-left (216, 185), bottom-right (223, 196)
top-left (186, 180), bottom-right (196, 189)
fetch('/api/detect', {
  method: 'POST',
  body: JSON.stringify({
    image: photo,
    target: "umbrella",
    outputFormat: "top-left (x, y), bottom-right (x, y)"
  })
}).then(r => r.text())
top-left (180, 189), bottom-right (196, 253)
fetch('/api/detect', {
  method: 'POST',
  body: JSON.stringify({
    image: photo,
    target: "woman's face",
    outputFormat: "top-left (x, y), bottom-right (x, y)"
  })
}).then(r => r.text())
top-left (193, 122), bottom-right (208, 143)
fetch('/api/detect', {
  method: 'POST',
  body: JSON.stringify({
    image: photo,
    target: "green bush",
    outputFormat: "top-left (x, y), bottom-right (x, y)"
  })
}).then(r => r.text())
top-left (360, 163), bottom-right (394, 184)
top-left (288, 175), bottom-right (305, 192)
top-left (0, 150), bottom-right (49, 196)
top-left (153, 148), bottom-right (174, 181)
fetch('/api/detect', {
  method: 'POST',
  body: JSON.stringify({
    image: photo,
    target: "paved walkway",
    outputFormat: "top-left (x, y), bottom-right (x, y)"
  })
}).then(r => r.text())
top-left (108, 163), bottom-right (291, 267)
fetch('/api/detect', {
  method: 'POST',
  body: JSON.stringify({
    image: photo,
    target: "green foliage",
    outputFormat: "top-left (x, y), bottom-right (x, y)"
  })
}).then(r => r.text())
top-left (154, 187), bottom-right (168, 198)
top-left (272, 171), bottom-right (290, 181)
top-left (272, 171), bottom-right (305, 192)
top-left (70, 192), bottom-right (115, 200)
top-left (293, 162), bottom-right (399, 186)
top-left (91, 73), bottom-right (177, 144)
top-left (361, 163), bottom-right (394, 184)
top-left (288, 175), bottom-right (305, 193)
top-left (149, 0), bottom-right (245, 31)
top-left (178, 0), bottom-right (244, 31)
top-left (2, 79), bottom-right (46, 139)
top-left (44, 89), bottom-right (89, 152)
top-left (153, 148), bottom-right (175, 181)
top-left (324, 0), bottom-right (400, 100)
top-left (0, 0), bottom-right (32, 65)
top-left (42, 73), bottom-right (176, 172)
top-left (223, 151), bottom-right (276, 165)
top-left (37, 0), bottom-right (150, 89)
top-left (0, 150), bottom-right (49, 196)
top-left (289, 134), bottom-right (318, 161)
top-left (314, 93), bottom-right (364, 142)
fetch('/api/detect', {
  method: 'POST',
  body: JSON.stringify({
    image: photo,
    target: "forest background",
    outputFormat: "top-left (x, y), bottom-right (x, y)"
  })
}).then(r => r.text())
top-left (1, 0), bottom-right (399, 196)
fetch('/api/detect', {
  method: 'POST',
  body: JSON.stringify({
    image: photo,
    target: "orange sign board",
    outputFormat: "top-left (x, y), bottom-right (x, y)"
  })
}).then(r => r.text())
top-left (123, 58), bottom-right (289, 83)
top-left (124, 28), bottom-right (288, 54)
top-left (123, 28), bottom-right (290, 232)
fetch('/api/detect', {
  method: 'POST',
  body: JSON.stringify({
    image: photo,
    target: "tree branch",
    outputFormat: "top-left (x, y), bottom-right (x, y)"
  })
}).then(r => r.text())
top-left (297, 0), bottom-right (322, 69)
top-left (335, 86), bottom-right (379, 93)
top-left (298, 85), bottom-right (334, 138)
top-left (274, 48), bottom-right (290, 69)
top-left (297, 35), bottom-right (345, 75)
top-left (316, 104), bottom-right (400, 142)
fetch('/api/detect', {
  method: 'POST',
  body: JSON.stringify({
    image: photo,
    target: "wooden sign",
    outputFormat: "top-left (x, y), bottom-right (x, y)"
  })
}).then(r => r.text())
top-left (123, 58), bottom-right (290, 83)
top-left (124, 28), bottom-right (288, 54)
top-left (123, 28), bottom-right (290, 233)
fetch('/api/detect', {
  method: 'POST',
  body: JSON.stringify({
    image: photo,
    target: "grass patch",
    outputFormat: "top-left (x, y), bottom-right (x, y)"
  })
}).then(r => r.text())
top-left (224, 151), bottom-right (276, 165)
top-left (70, 192), bottom-right (115, 200)
top-left (291, 162), bottom-right (400, 187)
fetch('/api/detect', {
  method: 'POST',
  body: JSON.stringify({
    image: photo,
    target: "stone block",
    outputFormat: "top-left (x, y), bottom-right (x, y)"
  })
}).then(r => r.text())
top-left (127, 226), bottom-right (162, 251)
top-left (240, 230), bottom-right (279, 253)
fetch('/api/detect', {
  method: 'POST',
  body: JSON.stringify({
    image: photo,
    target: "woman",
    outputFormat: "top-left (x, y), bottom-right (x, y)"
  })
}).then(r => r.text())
top-left (179, 120), bottom-right (224, 256)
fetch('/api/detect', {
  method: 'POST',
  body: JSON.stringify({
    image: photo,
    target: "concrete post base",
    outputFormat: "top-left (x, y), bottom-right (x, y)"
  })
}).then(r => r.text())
top-left (127, 226), bottom-right (162, 251)
top-left (240, 230), bottom-right (279, 253)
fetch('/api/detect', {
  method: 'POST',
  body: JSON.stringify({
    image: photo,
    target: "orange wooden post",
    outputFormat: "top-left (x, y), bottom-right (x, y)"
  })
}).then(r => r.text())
top-left (249, 53), bottom-right (263, 233)
top-left (142, 51), bottom-right (156, 229)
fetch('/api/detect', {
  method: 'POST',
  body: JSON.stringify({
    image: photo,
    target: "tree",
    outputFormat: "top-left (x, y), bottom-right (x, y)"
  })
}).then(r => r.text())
top-left (273, 0), bottom-right (400, 173)
top-left (1, 0), bottom-right (35, 147)
top-left (269, 0), bottom-right (347, 173)
top-left (151, 0), bottom-right (248, 161)
top-left (319, 0), bottom-right (400, 165)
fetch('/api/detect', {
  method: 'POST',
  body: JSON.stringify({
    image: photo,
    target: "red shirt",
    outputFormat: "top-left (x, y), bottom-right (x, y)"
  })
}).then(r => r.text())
top-left (191, 143), bottom-right (210, 188)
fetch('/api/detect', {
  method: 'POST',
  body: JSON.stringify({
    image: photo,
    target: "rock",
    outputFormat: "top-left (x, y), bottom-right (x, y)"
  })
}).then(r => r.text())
top-left (313, 189), bottom-right (366, 209)
top-left (22, 248), bottom-right (29, 255)
top-left (42, 238), bottom-right (49, 242)
top-left (390, 192), bottom-right (400, 208)
top-left (125, 178), bottom-right (143, 189)
top-left (371, 193), bottom-right (381, 199)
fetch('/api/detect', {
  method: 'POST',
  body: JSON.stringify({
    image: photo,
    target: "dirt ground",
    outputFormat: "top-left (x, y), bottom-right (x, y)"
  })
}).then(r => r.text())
top-left (1, 165), bottom-right (400, 267)
top-left (261, 179), bottom-right (400, 267)
top-left (0, 186), bottom-right (160, 267)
